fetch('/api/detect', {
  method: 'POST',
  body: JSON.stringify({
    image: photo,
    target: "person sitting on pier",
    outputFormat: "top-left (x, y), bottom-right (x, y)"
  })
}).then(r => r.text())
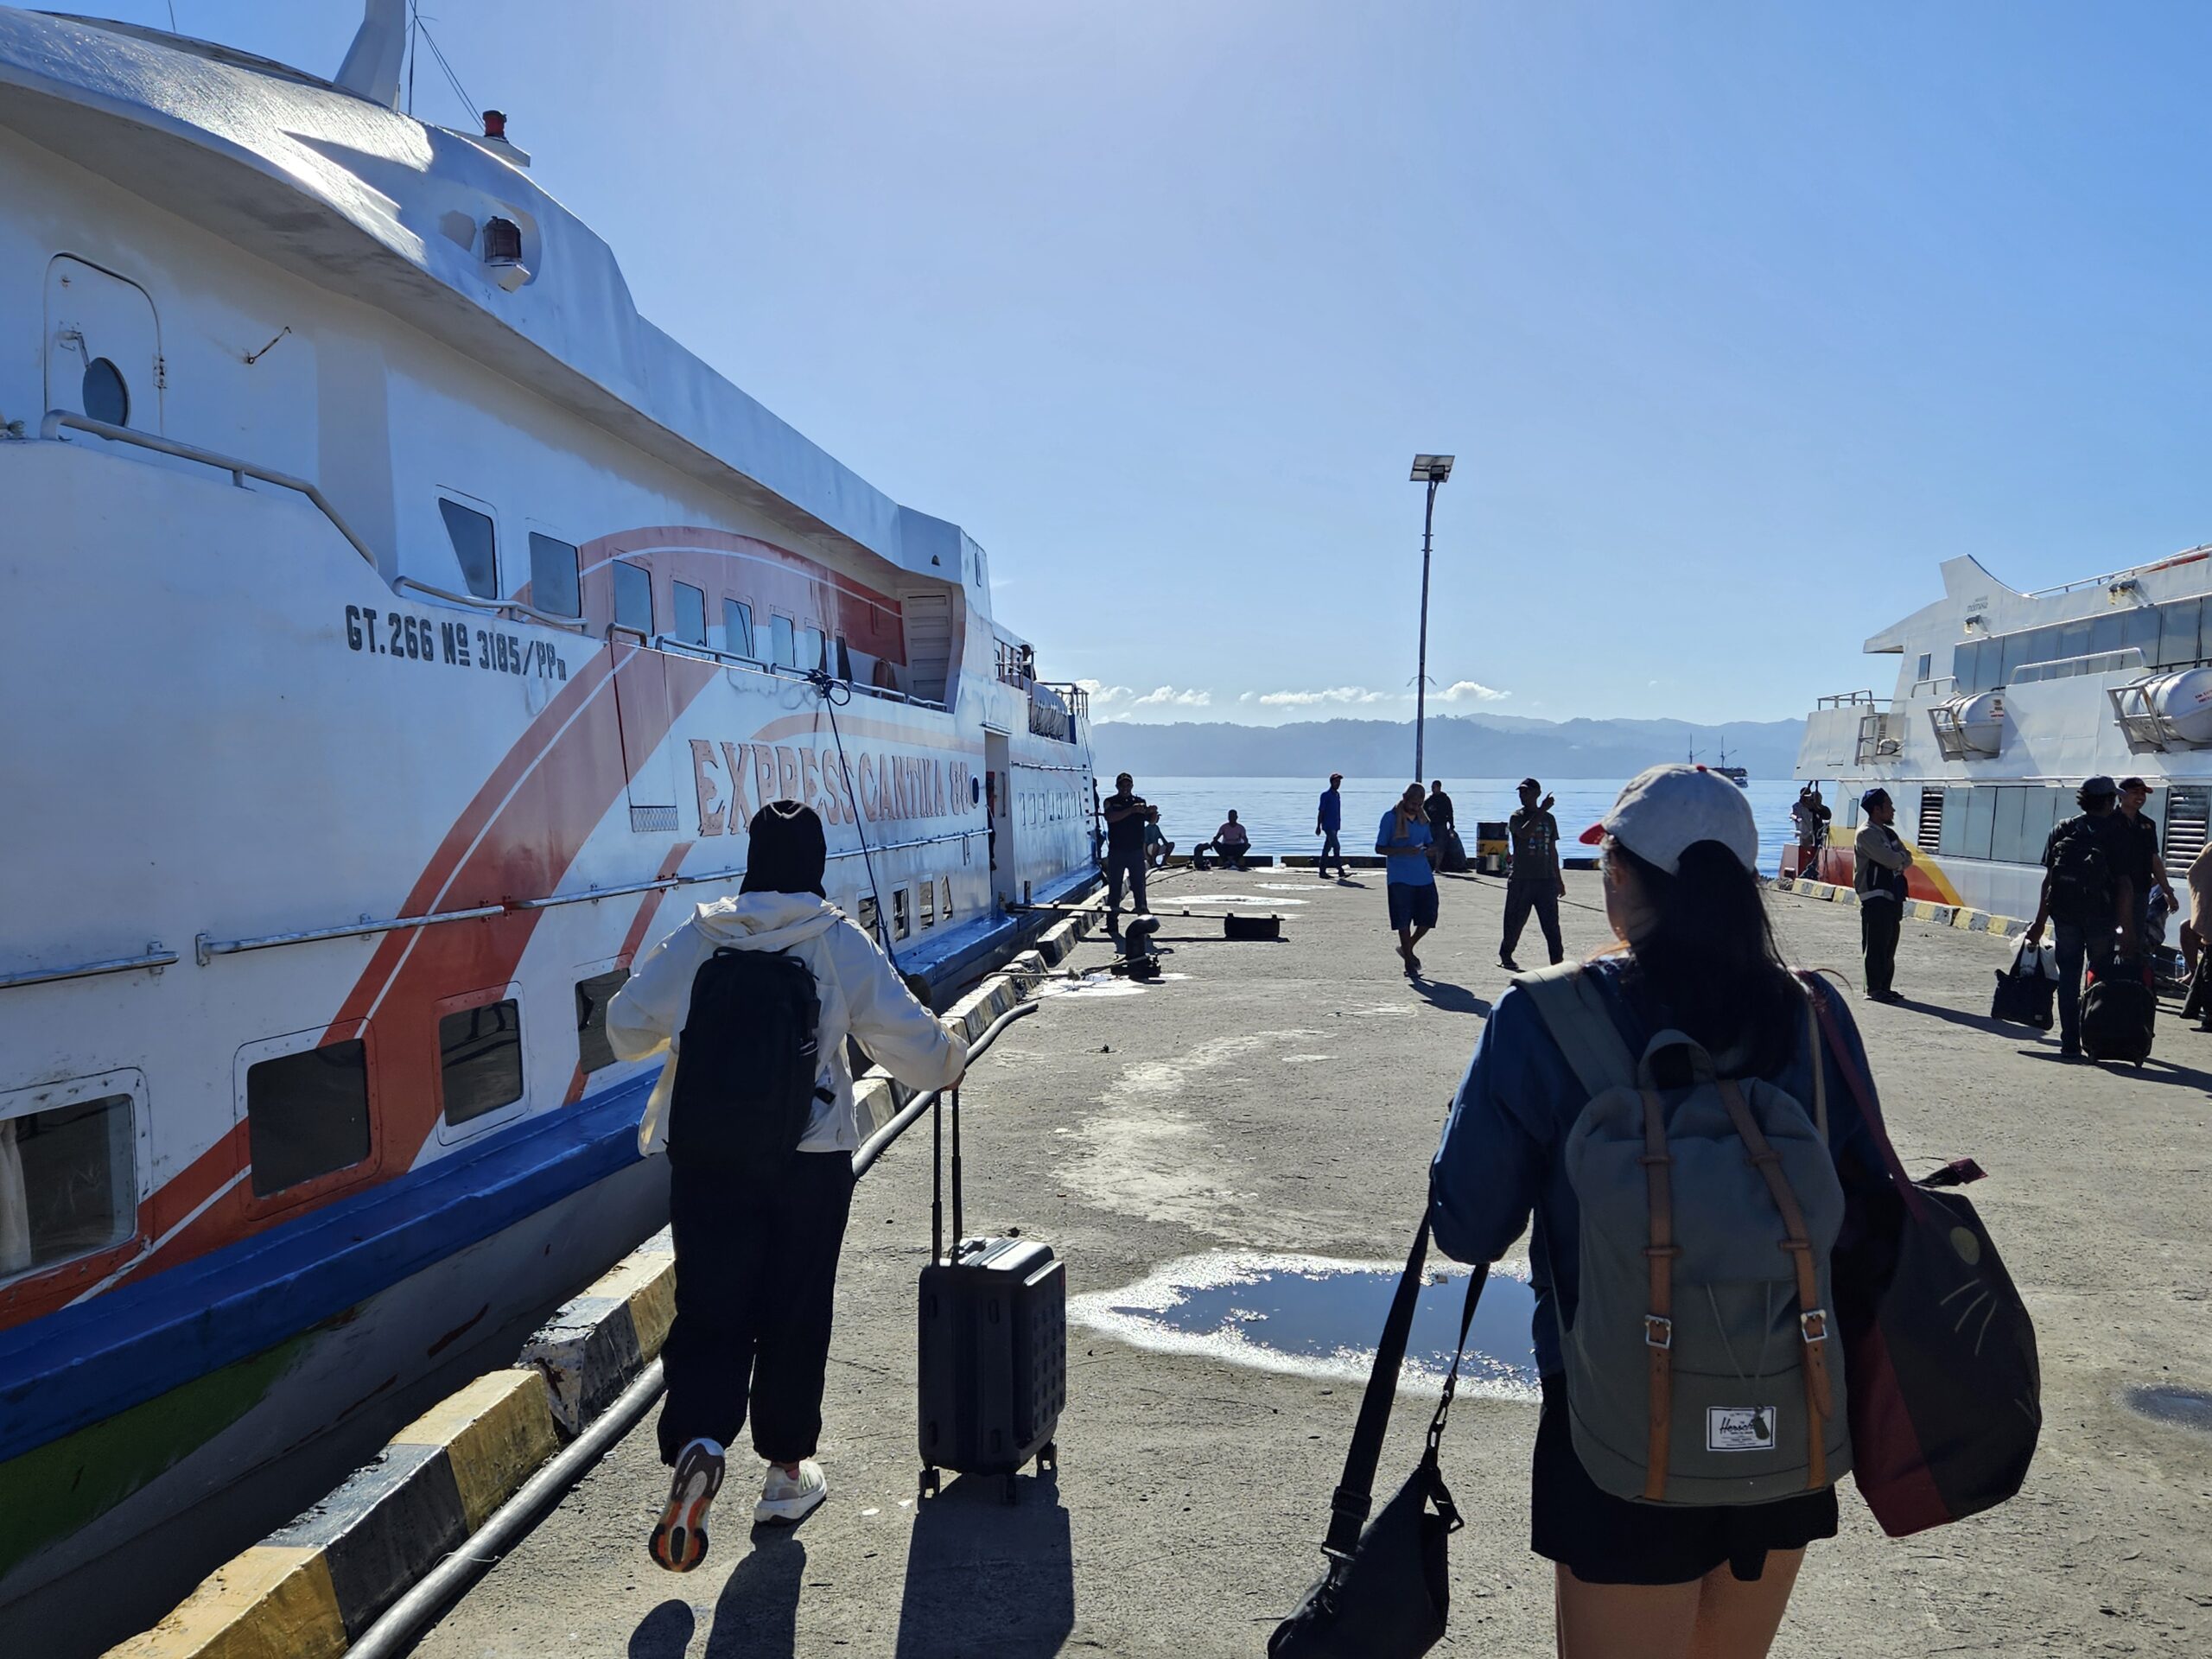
top-left (1192, 810), bottom-right (1252, 871)
top-left (1144, 817), bottom-right (1175, 869)
top-left (608, 802), bottom-right (968, 1569)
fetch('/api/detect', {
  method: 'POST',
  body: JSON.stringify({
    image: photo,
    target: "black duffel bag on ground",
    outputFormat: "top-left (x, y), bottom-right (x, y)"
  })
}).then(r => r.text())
top-left (1269, 1219), bottom-right (1486, 1659)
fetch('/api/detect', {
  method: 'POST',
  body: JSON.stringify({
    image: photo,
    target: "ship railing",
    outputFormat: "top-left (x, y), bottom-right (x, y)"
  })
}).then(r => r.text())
top-left (646, 635), bottom-right (945, 710)
top-left (37, 410), bottom-right (588, 633)
top-left (2107, 679), bottom-right (2186, 754)
top-left (1816, 690), bottom-right (1880, 709)
top-left (2024, 544), bottom-right (2212, 599)
top-left (1907, 676), bottom-right (1957, 700)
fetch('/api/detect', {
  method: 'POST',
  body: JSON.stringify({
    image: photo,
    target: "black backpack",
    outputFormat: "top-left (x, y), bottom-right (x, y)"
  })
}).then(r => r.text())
top-left (669, 948), bottom-right (827, 1167)
top-left (2044, 817), bottom-right (2113, 929)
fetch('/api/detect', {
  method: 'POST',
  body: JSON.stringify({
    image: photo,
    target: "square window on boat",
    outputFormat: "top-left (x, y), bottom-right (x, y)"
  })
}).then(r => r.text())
top-left (921, 880), bottom-right (936, 927)
top-left (575, 969), bottom-right (630, 1076)
top-left (835, 636), bottom-right (853, 680)
top-left (0, 1092), bottom-right (135, 1279)
top-left (440, 1000), bottom-right (524, 1126)
top-left (723, 600), bottom-right (755, 660)
top-left (800, 626), bottom-right (825, 673)
top-left (858, 893), bottom-right (879, 933)
top-left (772, 616), bottom-right (797, 669)
top-left (530, 532), bottom-right (581, 619)
top-left (247, 1039), bottom-right (372, 1198)
top-left (941, 876), bottom-right (953, 920)
top-left (438, 499), bottom-right (499, 601)
top-left (613, 561), bottom-right (653, 636)
top-left (893, 887), bottom-right (911, 939)
top-left (672, 582), bottom-right (708, 647)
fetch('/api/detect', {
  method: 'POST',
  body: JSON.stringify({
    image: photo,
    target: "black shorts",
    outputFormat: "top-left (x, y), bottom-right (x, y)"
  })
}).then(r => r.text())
top-left (1387, 881), bottom-right (1439, 931)
top-left (1531, 1375), bottom-right (1837, 1586)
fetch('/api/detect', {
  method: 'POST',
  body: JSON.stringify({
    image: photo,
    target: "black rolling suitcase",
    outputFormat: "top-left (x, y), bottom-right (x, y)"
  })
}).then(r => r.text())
top-left (917, 1087), bottom-right (1066, 1501)
top-left (2082, 958), bottom-right (2155, 1066)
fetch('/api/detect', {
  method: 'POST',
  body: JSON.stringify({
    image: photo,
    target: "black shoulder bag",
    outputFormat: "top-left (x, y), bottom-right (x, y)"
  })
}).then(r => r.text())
top-left (1270, 1218), bottom-right (1488, 1658)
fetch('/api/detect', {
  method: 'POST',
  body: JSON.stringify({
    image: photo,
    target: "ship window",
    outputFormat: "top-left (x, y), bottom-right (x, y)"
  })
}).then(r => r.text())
top-left (438, 499), bottom-right (499, 600)
top-left (940, 875), bottom-right (953, 920)
top-left (2056, 620), bottom-right (2091, 662)
top-left (672, 581), bottom-right (708, 647)
top-left (893, 887), bottom-right (911, 938)
top-left (2089, 613), bottom-right (2123, 656)
top-left (440, 999), bottom-right (524, 1125)
top-left (1915, 652), bottom-right (1932, 684)
top-left (613, 561), bottom-right (652, 635)
top-left (835, 635), bottom-right (853, 680)
top-left (723, 600), bottom-right (755, 659)
top-left (1990, 786), bottom-right (2037, 865)
top-left (483, 217), bottom-right (524, 265)
top-left (858, 893), bottom-right (878, 933)
top-left (81, 357), bottom-right (130, 427)
top-left (2122, 605), bottom-right (2160, 662)
top-left (920, 879), bottom-right (936, 928)
top-left (800, 626), bottom-right (825, 673)
top-left (529, 533), bottom-right (581, 618)
top-left (2160, 599), bottom-right (2202, 668)
top-left (772, 615), bottom-right (797, 668)
top-left (247, 1039), bottom-right (372, 1198)
top-left (0, 1092), bottom-right (134, 1279)
top-left (575, 969), bottom-right (630, 1076)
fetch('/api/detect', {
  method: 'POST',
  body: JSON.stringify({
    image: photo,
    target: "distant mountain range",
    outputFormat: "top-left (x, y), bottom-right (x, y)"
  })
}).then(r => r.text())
top-left (1090, 714), bottom-right (1805, 780)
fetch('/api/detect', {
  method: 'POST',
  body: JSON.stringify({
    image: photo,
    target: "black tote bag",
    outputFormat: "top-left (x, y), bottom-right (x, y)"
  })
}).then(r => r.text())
top-left (1270, 1218), bottom-right (1487, 1659)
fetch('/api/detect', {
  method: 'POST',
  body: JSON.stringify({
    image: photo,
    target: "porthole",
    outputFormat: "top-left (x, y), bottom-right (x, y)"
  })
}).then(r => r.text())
top-left (81, 357), bottom-right (129, 427)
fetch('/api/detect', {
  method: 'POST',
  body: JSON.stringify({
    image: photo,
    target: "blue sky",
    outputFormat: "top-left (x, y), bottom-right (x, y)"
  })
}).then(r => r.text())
top-left (65, 2), bottom-right (2212, 724)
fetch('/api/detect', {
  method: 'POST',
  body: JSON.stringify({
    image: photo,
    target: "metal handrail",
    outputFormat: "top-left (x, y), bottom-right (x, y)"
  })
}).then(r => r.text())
top-left (394, 576), bottom-right (588, 632)
top-left (195, 903), bottom-right (506, 965)
top-left (0, 944), bottom-right (176, 990)
top-left (41, 409), bottom-right (378, 569)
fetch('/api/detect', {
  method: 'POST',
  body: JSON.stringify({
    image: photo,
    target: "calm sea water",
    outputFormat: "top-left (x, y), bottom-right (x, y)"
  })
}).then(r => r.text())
top-left (1109, 776), bottom-right (1805, 878)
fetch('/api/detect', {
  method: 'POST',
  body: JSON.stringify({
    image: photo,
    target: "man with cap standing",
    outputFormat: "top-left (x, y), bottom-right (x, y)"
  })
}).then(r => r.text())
top-left (2025, 776), bottom-right (2138, 1058)
top-left (1314, 772), bottom-right (1347, 880)
top-left (1500, 778), bottom-right (1566, 971)
top-left (2117, 777), bottom-right (2177, 954)
top-left (1853, 788), bottom-right (1914, 1003)
top-left (1376, 783), bottom-right (1439, 976)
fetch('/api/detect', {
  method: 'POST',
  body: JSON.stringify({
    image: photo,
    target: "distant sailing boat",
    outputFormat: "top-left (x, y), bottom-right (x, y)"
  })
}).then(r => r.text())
top-left (1688, 740), bottom-right (1751, 787)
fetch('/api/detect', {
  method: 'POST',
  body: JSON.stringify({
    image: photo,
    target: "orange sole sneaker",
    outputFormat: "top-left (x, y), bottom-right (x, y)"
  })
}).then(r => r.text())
top-left (649, 1439), bottom-right (726, 1573)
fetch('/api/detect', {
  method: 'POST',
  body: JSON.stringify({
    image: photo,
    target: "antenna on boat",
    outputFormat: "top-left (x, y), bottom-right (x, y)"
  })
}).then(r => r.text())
top-left (335, 0), bottom-right (407, 107)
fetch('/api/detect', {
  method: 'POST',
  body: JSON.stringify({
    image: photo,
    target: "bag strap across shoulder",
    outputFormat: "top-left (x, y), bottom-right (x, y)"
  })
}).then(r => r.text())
top-left (1321, 1218), bottom-right (1486, 1561)
top-left (1516, 962), bottom-right (1636, 1103)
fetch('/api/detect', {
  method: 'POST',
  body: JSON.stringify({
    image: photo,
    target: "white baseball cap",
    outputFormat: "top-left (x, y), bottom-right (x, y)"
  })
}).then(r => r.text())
top-left (1578, 763), bottom-right (1759, 876)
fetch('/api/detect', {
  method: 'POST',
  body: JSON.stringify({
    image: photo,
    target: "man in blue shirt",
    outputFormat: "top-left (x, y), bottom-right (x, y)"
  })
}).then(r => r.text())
top-left (1376, 783), bottom-right (1438, 976)
top-left (1313, 772), bottom-right (1346, 880)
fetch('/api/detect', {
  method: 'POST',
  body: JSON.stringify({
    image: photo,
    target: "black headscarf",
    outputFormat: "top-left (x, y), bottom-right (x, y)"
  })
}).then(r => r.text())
top-left (740, 800), bottom-right (827, 898)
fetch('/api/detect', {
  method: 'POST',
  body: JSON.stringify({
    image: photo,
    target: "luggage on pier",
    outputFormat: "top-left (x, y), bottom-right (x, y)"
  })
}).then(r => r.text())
top-left (2082, 960), bottom-right (2155, 1066)
top-left (1224, 912), bottom-right (1282, 941)
top-left (917, 1088), bottom-right (1065, 1501)
top-left (1989, 938), bottom-right (2057, 1032)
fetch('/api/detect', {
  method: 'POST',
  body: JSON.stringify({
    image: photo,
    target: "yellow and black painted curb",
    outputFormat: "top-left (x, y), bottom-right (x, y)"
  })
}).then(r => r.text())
top-left (1766, 876), bottom-right (2027, 938)
top-left (110, 891), bottom-right (1105, 1658)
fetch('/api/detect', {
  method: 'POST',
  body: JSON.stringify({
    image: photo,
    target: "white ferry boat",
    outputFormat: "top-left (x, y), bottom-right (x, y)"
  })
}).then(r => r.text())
top-left (1793, 545), bottom-right (2212, 918)
top-left (0, 3), bottom-right (1096, 1637)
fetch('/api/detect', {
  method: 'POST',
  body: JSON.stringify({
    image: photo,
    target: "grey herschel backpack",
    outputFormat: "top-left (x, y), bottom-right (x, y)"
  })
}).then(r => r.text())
top-left (1520, 964), bottom-right (1852, 1506)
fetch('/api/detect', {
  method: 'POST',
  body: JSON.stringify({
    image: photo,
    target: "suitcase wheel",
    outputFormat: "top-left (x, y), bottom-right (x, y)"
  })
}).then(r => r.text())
top-left (918, 1465), bottom-right (940, 1500)
top-left (1038, 1440), bottom-right (1058, 1473)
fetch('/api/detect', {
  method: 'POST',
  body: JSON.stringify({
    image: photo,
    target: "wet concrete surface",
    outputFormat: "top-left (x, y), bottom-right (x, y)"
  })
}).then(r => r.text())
top-left (413, 864), bottom-right (2212, 1656)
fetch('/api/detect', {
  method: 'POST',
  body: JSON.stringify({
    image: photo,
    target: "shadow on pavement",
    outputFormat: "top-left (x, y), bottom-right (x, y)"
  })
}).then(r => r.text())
top-left (893, 1470), bottom-right (1074, 1658)
top-left (630, 1599), bottom-right (697, 1658)
top-left (1411, 977), bottom-right (1492, 1018)
top-left (696, 1531), bottom-right (806, 1657)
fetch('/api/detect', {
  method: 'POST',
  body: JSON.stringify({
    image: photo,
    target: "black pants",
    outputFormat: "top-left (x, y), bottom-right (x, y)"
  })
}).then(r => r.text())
top-left (1502, 880), bottom-right (1564, 964)
top-left (657, 1148), bottom-right (855, 1465)
top-left (1861, 900), bottom-right (1902, 996)
top-left (1104, 846), bottom-right (1148, 913)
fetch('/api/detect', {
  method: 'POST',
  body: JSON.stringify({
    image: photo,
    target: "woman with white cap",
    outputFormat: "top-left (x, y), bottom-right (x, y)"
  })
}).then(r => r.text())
top-left (1430, 764), bottom-right (1887, 1658)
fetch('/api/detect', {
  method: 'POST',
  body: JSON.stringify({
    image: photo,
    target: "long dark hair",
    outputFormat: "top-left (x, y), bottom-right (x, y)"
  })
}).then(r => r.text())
top-left (1612, 838), bottom-right (1798, 1077)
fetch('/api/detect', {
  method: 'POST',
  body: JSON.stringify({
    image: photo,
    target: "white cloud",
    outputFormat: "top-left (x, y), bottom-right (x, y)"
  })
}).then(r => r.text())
top-left (1255, 685), bottom-right (1394, 708)
top-left (1129, 685), bottom-right (1212, 708)
top-left (1436, 680), bottom-right (1510, 703)
top-left (1076, 679), bottom-right (1136, 707)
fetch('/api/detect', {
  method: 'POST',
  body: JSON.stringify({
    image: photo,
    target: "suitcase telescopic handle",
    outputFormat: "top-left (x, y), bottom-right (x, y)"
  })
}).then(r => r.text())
top-left (931, 1086), bottom-right (966, 1265)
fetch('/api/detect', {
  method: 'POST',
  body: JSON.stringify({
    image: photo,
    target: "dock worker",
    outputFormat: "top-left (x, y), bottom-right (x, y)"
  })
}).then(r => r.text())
top-left (1315, 772), bottom-right (1347, 880)
top-left (1193, 809), bottom-right (1251, 871)
top-left (1376, 783), bottom-right (1438, 976)
top-left (2117, 777), bottom-right (2178, 953)
top-left (1101, 772), bottom-right (1159, 920)
top-left (1500, 778), bottom-right (1566, 971)
top-left (2024, 776), bottom-right (2137, 1058)
top-left (607, 801), bottom-right (967, 1567)
top-left (1853, 788), bottom-right (1913, 1003)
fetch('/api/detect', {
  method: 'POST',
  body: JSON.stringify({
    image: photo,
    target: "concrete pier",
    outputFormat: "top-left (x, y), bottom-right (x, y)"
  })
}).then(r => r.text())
top-left (410, 866), bottom-right (2212, 1657)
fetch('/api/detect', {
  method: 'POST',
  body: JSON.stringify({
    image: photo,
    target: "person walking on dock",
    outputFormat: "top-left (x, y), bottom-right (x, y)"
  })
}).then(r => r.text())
top-left (1432, 762), bottom-right (1884, 1658)
top-left (2117, 777), bottom-right (2178, 953)
top-left (1102, 772), bottom-right (1158, 921)
top-left (1500, 777), bottom-right (1566, 970)
top-left (1853, 788), bottom-right (1913, 1003)
top-left (607, 802), bottom-right (968, 1568)
top-left (2024, 776), bottom-right (2136, 1058)
top-left (1376, 783), bottom-right (1438, 976)
top-left (1315, 772), bottom-right (1347, 879)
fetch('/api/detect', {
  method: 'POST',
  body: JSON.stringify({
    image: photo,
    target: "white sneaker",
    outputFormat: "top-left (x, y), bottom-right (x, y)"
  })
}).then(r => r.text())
top-left (755, 1458), bottom-right (828, 1526)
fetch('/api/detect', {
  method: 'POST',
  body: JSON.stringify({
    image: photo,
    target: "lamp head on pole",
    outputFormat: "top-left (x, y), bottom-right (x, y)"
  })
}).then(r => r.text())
top-left (1409, 454), bottom-right (1455, 484)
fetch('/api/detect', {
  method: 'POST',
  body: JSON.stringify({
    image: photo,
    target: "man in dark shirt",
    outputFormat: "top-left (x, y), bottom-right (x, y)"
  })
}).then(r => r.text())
top-left (2118, 776), bottom-right (2178, 953)
top-left (1500, 778), bottom-right (1565, 969)
top-left (1314, 772), bottom-right (1346, 880)
top-left (1427, 779), bottom-right (1466, 872)
top-left (2025, 776), bottom-right (2137, 1058)
top-left (1101, 772), bottom-right (1158, 921)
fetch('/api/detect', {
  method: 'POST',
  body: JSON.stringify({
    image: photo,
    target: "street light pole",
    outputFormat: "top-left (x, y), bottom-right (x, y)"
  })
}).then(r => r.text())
top-left (1408, 454), bottom-right (1454, 782)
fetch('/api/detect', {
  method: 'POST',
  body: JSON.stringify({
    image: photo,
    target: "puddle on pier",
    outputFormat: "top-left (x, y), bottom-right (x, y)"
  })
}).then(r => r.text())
top-left (1071, 1251), bottom-right (1540, 1399)
top-left (2125, 1385), bottom-right (2212, 1432)
top-left (1154, 893), bottom-right (1307, 907)
top-left (1028, 970), bottom-right (1190, 1001)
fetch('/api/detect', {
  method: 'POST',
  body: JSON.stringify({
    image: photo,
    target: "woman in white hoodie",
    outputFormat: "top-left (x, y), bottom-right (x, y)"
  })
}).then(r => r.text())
top-left (608, 801), bottom-right (967, 1569)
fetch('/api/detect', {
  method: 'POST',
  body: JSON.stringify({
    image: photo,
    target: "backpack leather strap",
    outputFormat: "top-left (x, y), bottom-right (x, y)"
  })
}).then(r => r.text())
top-left (1638, 1086), bottom-right (1678, 1501)
top-left (1715, 1078), bottom-right (1834, 1491)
